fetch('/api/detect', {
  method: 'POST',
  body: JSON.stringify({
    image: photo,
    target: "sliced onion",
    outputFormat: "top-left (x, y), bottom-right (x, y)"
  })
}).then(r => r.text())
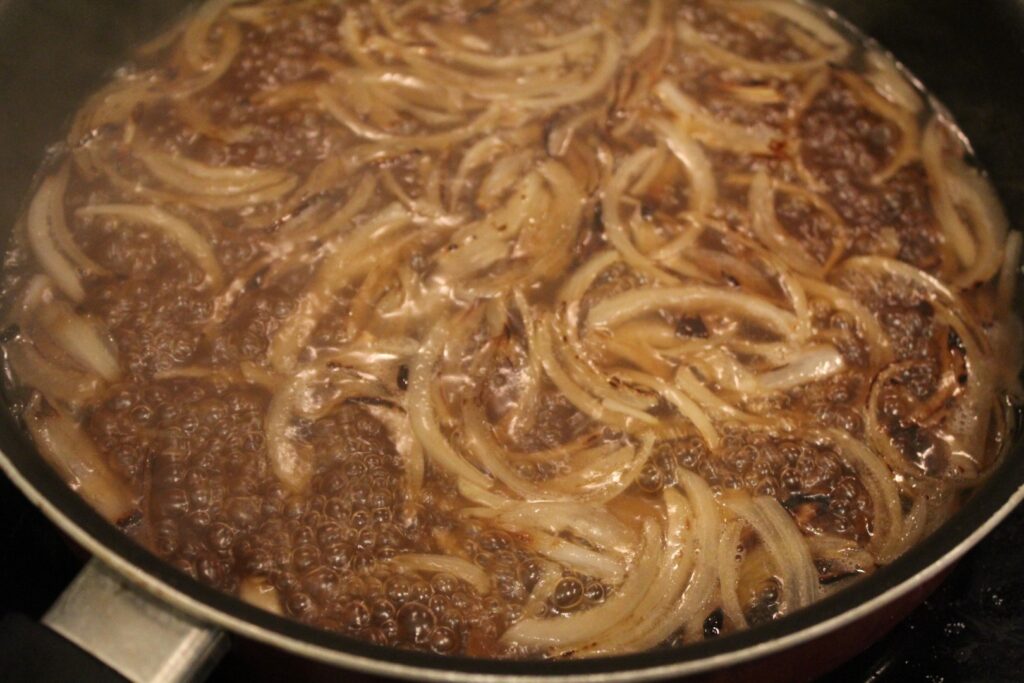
top-left (493, 502), bottom-right (638, 558)
top-left (26, 170), bottom-right (85, 302)
top-left (6, 340), bottom-right (102, 407)
top-left (265, 371), bottom-right (315, 493)
top-left (407, 320), bottom-right (494, 491)
top-left (718, 519), bottom-right (748, 630)
top-left (528, 532), bottom-right (625, 584)
top-left (586, 285), bottom-right (799, 337)
top-left (36, 299), bottom-right (121, 382)
top-left (77, 204), bottom-right (225, 290)
top-left (757, 344), bottom-right (845, 391)
top-left (826, 429), bottom-right (905, 562)
top-left (502, 519), bottom-right (662, 651)
top-left (582, 488), bottom-right (694, 655)
top-left (725, 494), bottom-right (822, 613)
top-left (650, 118), bottom-right (718, 217)
top-left (238, 577), bottom-right (283, 615)
top-left (655, 80), bottom-right (779, 155)
top-left (25, 400), bottom-right (136, 525)
top-left (391, 554), bottom-right (491, 595)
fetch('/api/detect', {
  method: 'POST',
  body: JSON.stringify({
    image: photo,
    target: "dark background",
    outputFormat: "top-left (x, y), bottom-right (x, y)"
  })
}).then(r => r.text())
top-left (2, 471), bottom-right (1024, 682)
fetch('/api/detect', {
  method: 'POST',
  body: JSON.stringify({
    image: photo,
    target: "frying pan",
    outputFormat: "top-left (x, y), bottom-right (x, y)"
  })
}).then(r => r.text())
top-left (0, 1), bottom-right (1022, 681)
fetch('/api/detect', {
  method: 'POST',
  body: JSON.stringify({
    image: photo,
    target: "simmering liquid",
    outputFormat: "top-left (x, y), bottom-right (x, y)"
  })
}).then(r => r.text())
top-left (2, 0), bottom-right (1021, 658)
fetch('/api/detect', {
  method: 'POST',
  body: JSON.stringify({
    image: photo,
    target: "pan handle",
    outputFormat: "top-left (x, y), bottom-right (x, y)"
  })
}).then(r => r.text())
top-left (36, 557), bottom-right (227, 682)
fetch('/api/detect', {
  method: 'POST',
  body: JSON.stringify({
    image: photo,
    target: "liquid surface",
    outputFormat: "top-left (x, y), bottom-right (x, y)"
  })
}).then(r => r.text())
top-left (2, 0), bottom-right (1021, 659)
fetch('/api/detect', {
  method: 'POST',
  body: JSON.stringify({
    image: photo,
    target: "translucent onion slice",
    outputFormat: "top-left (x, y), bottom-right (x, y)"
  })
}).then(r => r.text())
top-left (586, 285), bottom-right (799, 337)
top-left (77, 204), bottom-right (225, 290)
top-left (582, 488), bottom-right (694, 656)
top-left (493, 502), bottom-right (638, 558)
top-left (749, 171), bottom-right (837, 277)
top-left (655, 80), bottom-right (779, 155)
top-left (650, 118), bottom-right (718, 217)
top-left (270, 203), bottom-right (412, 372)
top-left (502, 519), bottom-right (662, 651)
top-left (26, 170), bottom-right (85, 302)
top-left (725, 494), bottom-right (822, 613)
top-left (35, 299), bottom-right (121, 382)
top-left (265, 371), bottom-right (315, 493)
top-left (757, 344), bottom-right (845, 391)
top-left (718, 519), bottom-right (748, 629)
top-left (826, 429), bottom-right (905, 562)
top-left (416, 21), bottom-right (599, 70)
top-left (391, 554), bottom-right (491, 595)
top-left (998, 231), bottom-right (1023, 315)
top-left (612, 369), bottom-right (721, 449)
top-left (25, 400), bottom-right (136, 525)
top-left (601, 147), bottom-right (682, 286)
top-left (529, 532), bottom-right (625, 584)
top-left (6, 340), bottom-right (103, 407)
top-left (238, 577), bottom-right (283, 615)
top-left (407, 320), bottom-right (494, 491)
top-left (136, 146), bottom-right (294, 197)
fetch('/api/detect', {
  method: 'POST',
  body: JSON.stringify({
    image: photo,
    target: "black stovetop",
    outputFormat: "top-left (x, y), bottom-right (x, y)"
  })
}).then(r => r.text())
top-left (2, 470), bottom-right (1023, 683)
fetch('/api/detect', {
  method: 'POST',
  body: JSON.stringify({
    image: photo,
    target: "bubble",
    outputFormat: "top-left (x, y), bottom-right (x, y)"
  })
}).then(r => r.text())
top-left (397, 602), bottom-right (435, 645)
top-left (431, 573), bottom-right (458, 596)
top-left (429, 626), bottom-right (460, 654)
top-left (552, 577), bottom-right (584, 611)
top-left (339, 600), bottom-right (370, 630)
top-left (369, 597), bottom-right (396, 626)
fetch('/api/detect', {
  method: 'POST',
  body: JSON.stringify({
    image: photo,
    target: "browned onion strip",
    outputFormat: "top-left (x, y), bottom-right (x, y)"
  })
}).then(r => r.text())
top-left (25, 398), bottom-right (136, 525)
top-left (26, 169), bottom-right (85, 302)
top-left (35, 299), bottom-right (120, 382)
top-left (6, 341), bottom-right (103, 408)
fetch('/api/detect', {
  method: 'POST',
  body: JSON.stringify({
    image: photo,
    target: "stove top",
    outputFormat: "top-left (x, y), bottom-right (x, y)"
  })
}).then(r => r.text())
top-left (2, 471), bottom-right (1023, 682)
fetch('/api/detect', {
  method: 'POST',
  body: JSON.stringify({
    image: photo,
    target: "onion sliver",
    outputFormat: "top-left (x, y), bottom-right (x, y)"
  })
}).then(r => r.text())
top-left (27, 170), bottom-right (85, 302)
top-left (25, 401), bottom-right (136, 525)
top-left (587, 285), bottom-right (798, 337)
top-left (407, 320), bottom-right (494, 491)
top-left (757, 344), bottom-right (845, 391)
top-left (391, 554), bottom-right (492, 595)
top-left (502, 519), bottom-right (662, 651)
top-left (77, 204), bottom-right (225, 289)
top-left (36, 299), bottom-right (121, 382)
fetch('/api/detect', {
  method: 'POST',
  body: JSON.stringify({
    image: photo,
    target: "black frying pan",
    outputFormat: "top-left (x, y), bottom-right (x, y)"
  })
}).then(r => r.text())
top-left (0, 1), bottom-right (1023, 681)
